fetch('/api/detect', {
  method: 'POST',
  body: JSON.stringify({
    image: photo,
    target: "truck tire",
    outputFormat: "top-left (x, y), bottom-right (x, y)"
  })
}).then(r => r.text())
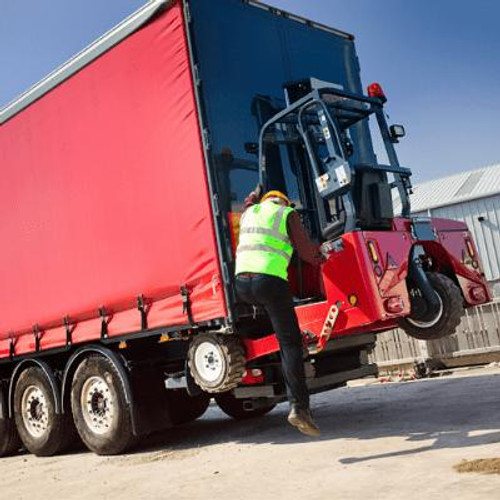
top-left (13, 367), bottom-right (74, 457)
top-left (0, 417), bottom-right (21, 457)
top-left (166, 390), bottom-right (210, 425)
top-left (187, 333), bottom-right (246, 394)
top-left (0, 384), bottom-right (21, 457)
top-left (215, 393), bottom-right (276, 420)
top-left (401, 272), bottom-right (464, 340)
top-left (71, 355), bottom-right (135, 455)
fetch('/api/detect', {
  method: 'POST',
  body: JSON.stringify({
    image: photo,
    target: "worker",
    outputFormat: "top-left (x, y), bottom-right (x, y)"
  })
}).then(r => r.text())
top-left (235, 189), bottom-right (325, 437)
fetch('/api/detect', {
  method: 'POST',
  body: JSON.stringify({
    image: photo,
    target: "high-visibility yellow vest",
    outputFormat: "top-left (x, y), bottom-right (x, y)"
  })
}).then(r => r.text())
top-left (235, 200), bottom-right (294, 281)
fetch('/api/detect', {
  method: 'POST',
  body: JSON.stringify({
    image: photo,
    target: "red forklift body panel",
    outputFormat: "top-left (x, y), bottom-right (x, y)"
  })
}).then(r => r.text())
top-left (244, 217), bottom-right (491, 362)
top-left (0, 2), bottom-right (226, 356)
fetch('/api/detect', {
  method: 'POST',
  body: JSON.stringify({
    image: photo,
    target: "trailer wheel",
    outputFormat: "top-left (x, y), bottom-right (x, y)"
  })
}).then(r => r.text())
top-left (0, 384), bottom-right (21, 457)
top-left (215, 393), bottom-right (276, 420)
top-left (0, 417), bottom-right (21, 457)
top-left (401, 272), bottom-right (464, 340)
top-left (187, 333), bottom-right (246, 393)
top-left (166, 390), bottom-right (210, 425)
top-left (13, 367), bottom-right (74, 456)
top-left (71, 355), bottom-right (135, 455)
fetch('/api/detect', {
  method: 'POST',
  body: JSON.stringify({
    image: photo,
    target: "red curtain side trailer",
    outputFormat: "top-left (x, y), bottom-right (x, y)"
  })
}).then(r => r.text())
top-left (0, 1), bottom-right (227, 353)
top-left (0, 0), bottom-right (236, 456)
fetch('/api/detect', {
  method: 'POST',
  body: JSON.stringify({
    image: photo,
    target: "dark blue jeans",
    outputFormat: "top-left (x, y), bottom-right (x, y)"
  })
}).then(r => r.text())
top-left (235, 274), bottom-right (309, 410)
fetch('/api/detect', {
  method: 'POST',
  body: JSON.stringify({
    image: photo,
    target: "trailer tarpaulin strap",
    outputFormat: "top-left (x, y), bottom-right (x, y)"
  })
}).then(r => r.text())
top-left (0, 0), bottom-right (226, 358)
top-left (181, 286), bottom-right (194, 325)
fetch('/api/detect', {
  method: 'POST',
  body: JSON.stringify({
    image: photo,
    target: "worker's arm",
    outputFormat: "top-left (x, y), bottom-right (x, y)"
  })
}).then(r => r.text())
top-left (287, 212), bottom-right (325, 266)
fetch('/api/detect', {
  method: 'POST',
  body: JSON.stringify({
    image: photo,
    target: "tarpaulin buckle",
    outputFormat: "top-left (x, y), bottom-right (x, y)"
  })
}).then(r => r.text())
top-left (137, 295), bottom-right (149, 330)
top-left (9, 335), bottom-right (16, 359)
top-left (99, 307), bottom-right (109, 339)
top-left (33, 324), bottom-right (41, 353)
top-left (181, 285), bottom-right (194, 325)
top-left (64, 316), bottom-right (74, 346)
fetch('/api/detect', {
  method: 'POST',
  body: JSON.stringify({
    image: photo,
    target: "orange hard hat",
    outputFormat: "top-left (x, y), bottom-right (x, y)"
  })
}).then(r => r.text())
top-left (261, 190), bottom-right (291, 206)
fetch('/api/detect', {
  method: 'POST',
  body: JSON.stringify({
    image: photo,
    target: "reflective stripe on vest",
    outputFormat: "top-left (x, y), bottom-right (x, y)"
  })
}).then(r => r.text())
top-left (235, 200), bottom-right (294, 280)
top-left (236, 244), bottom-right (292, 261)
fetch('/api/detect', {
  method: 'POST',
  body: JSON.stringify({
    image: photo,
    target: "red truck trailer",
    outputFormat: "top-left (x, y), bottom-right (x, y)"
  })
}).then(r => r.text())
top-left (0, 0), bottom-right (491, 456)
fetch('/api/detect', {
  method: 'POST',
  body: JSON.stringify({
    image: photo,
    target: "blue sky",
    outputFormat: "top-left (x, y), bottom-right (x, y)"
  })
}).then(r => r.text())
top-left (1, 0), bottom-right (499, 182)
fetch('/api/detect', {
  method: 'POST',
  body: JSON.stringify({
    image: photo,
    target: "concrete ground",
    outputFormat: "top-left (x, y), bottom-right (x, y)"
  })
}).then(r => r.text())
top-left (2, 366), bottom-right (500, 500)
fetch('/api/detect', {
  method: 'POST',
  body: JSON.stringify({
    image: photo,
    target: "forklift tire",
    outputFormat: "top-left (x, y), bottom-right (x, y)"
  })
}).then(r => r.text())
top-left (71, 355), bottom-right (136, 455)
top-left (14, 367), bottom-right (75, 457)
top-left (215, 393), bottom-right (276, 420)
top-left (401, 272), bottom-right (464, 341)
top-left (187, 333), bottom-right (246, 394)
top-left (166, 390), bottom-right (210, 425)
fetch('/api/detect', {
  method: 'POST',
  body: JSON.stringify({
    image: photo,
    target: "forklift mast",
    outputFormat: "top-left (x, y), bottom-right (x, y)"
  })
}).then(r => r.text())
top-left (258, 78), bottom-right (413, 241)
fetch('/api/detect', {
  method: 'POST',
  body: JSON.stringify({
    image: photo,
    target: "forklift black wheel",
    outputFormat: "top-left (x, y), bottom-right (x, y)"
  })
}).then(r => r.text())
top-left (166, 390), bottom-right (210, 425)
top-left (187, 333), bottom-right (246, 394)
top-left (401, 272), bottom-right (464, 340)
top-left (215, 392), bottom-right (276, 421)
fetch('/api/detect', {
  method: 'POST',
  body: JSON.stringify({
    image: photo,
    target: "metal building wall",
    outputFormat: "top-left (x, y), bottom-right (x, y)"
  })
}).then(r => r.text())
top-left (415, 193), bottom-right (500, 292)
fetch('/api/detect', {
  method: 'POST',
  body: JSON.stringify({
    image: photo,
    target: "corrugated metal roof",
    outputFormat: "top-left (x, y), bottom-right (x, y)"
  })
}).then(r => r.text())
top-left (394, 163), bottom-right (500, 213)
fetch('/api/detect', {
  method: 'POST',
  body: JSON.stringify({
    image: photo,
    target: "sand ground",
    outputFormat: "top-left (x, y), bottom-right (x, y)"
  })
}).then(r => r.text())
top-left (2, 366), bottom-right (500, 500)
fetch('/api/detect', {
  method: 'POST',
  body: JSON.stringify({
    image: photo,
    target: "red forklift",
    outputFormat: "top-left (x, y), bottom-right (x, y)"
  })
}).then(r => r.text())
top-left (186, 78), bottom-right (492, 418)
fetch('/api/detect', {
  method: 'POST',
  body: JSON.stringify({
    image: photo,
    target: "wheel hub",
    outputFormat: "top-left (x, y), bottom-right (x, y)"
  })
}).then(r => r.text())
top-left (21, 385), bottom-right (49, 438)
top-left (194, 342), bottom-right (224, 383)
top-left (81, 376), bottom-right (115, 435)
top-left (407, 291), bottom-right (444, 328)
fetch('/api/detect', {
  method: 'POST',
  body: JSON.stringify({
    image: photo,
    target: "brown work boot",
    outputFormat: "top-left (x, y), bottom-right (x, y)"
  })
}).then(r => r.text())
top-left (287, 405), bottom-right (321, 437)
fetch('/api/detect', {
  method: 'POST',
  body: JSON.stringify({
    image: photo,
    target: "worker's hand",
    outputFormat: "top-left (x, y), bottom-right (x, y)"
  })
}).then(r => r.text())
top-left (244, 184), bottom-right (263, 208)
top-left (320, 242), bottom-right (331, 261)
top-left (244, 192), bottom-right (259, 208)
